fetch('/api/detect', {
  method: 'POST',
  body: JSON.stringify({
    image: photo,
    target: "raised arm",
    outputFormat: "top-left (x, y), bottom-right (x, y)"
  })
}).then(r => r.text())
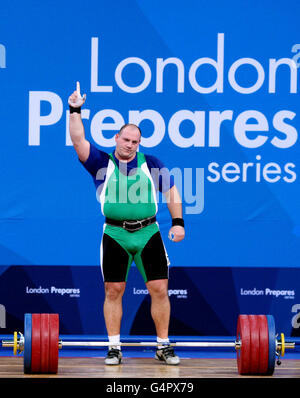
top-left (68, 81), bottom-right (90, 162)
top-left (164, 185), bottom-right (185, 242)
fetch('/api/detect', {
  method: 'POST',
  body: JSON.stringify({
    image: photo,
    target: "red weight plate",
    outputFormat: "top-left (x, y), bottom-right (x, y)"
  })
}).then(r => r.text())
top-left (257, 315), bottom-right (269, 374)
top-left (236, 315), bottom-right (251, 374)
top-left (249, 315), bottom-right (260, 374)
top-left (31, 314), bottom-right (41, 373)
top-left (40, 314), bottom-right (50, 373)
top-left (49, 314), bottom-right (59, 374)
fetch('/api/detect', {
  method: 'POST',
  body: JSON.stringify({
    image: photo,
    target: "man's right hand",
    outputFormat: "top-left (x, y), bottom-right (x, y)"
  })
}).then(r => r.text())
top-left (68, 81), bottom-right (86, 108)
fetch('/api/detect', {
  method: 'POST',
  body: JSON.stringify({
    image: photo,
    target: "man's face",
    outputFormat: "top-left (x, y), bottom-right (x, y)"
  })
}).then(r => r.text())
top-left (115, 126), bottom-right (141, 161)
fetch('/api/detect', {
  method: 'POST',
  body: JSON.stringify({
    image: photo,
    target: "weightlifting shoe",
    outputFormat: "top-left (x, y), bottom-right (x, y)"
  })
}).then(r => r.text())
top-left (105, 348), bottom-right (122, 365)
top-left (155, 345), bottom-right (180, 365)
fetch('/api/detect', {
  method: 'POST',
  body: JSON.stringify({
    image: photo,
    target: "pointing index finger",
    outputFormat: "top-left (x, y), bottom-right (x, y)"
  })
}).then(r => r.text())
top-left (76, 81), bottom-right (81, 96)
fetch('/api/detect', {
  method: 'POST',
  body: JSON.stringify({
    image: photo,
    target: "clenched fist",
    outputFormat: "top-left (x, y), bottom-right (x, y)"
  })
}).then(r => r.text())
top-left (68, 81), bottom-right (86, 108)
top-left (168, 225), bottom-right (185, 242)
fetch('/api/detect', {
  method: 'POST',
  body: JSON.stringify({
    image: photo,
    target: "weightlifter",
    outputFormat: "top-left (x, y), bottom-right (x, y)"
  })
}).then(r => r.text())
top-left (68, 82), bottom-right (185, 365)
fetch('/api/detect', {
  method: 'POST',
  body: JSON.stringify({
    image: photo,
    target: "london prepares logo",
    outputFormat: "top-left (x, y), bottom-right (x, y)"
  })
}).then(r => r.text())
top-left (133, 287), bottom-right (188, 299)
top-left (25, 286), bottom-right (80, 298)
top-left (240, 287), bottom-right (295, 299)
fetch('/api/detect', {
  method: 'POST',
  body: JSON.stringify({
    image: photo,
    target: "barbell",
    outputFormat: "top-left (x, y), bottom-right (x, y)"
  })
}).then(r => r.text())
top-left (1, 313), bottom-right (295, 375)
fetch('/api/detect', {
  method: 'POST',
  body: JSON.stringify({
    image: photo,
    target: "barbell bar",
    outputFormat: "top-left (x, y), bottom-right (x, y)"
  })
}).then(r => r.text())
top-left (1, 313), bottom-right (295, 375)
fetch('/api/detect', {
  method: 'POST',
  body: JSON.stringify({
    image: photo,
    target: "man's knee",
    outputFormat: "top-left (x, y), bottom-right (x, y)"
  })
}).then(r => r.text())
top-left (105, 282), bottom-right (126, 301)
top-left (146, 279), bottom-right (169, 300)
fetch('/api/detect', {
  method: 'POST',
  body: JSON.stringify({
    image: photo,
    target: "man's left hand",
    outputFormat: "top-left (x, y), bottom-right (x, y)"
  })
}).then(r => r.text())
top-left (168, 226), bottom-right (185, 242)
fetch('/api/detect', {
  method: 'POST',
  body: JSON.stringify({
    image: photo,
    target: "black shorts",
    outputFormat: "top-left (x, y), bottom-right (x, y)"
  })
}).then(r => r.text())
top-left (100, 223), bottom-right (170, 283)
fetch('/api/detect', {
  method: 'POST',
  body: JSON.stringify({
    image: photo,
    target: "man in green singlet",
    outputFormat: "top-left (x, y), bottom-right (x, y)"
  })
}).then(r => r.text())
top-left (68, 82), bottom-right (185, 366)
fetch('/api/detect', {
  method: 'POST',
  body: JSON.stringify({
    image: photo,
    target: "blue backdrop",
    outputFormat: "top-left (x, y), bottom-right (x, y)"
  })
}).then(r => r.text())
top-left (0, 0), bottom-right (300, 337)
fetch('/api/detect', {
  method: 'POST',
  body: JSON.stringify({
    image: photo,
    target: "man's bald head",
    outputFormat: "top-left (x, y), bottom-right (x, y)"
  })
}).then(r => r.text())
top-left (118, 124), bottom-right (142, 137)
